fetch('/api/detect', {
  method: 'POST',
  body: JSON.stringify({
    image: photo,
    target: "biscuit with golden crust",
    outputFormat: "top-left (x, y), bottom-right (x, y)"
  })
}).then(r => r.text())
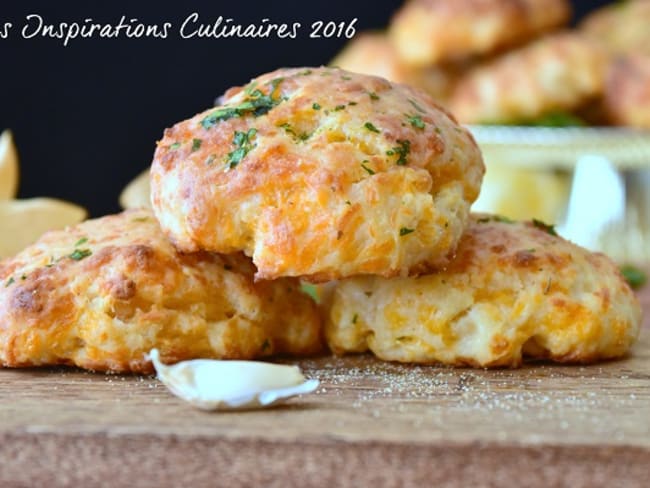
top-left (605, 54), bottom-right (650, 128)
top-left (389, 0), bottom-right (570, 66)
top-left (331, 31), bottom-right (461, 103)
top-left (325, 215), bottom-right (641, 367)
top-left (580, 0), bottom-right (650, 56)
top-left (151, 67), bottom-right (484, 282)
top-left (449, 32), bottom-right (608, 124)
top-left (0, 209), bottom-right (322, 373)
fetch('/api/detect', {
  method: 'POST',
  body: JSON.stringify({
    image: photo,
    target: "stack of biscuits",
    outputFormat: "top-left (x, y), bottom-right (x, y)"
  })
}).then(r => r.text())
top-left (0, 67), bottom-right (641, 372)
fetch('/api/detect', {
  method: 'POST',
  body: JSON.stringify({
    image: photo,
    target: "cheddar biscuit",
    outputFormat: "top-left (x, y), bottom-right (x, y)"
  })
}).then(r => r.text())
top-left (325, 215), bottom-right (641, 367)
top-left (389, 0), bottom-right (570, 66)
top-left (0, 209), bottom-right (322, 373)
top-left (449, 33), bottom-right (607, 124)
top-left (151, 67), bottom-right (484, 282)
top-left (580, 0), bottom-right (650, 56)
top-left (605, 54), bottom-right (650, 128)
top-left (331, 31), bottom-right (461, 103)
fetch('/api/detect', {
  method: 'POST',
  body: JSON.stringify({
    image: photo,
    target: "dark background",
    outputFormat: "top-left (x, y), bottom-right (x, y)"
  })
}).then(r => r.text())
top-left (0, 0), bottom-right (609, 217)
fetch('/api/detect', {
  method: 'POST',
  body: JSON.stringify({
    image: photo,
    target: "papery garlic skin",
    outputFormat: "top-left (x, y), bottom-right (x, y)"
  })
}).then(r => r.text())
top-left (149, 349), bottom-right (319, 410)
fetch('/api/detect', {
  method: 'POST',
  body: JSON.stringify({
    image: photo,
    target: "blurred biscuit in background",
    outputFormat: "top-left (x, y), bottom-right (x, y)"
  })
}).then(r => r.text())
top-left (331, 31), bottom-right (464, 103)
top-left (449, 32), bottom-right (608, 124)
top-left (580, 0), bottom-right (650, 56)
top-left (389, 0), bottom-right (571, 67)
top-left (605, 54), bottom-right (650, 129)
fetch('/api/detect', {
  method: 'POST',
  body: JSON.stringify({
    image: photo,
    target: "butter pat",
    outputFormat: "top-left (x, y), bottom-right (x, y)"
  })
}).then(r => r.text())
top-left (149, 349), bottom-right (319, 411)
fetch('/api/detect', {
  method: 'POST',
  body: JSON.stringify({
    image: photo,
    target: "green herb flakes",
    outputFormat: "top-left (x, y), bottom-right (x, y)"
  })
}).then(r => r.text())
top-left (408, 115), bottom-right (425, 129)
top-left (191, 138), bottom-right (202, 152)
top-left (399, 227), bottom-right (415, 236)
top-left (226, 128), bottom-right (257, 169)
top-left (360, 161), bottom-right (375, 175)
top-left (74, 237), bottom-right (88, 247)
top-left (352, 313), bottom-right (358, 324)
top-left (201, 80), bottom-right (284, 129)
top-left (364, 122), bottom-right (380, 133)
top-left (5, 277), bottom-right (14, 287)
top-left (205, 154), bottom-right (217, 166)
top-left (334, 104), bottom-right (346, 111)
top-left (390, 140), bottom-right (411, 165)
top-left (68, 249), bottom-right (92, 261)
top-left (169, 142), bottom-right (181, 150)
top-left (532, 218), bottom-right (557, 236)
top-left (312, 102), bottom-right (321, 110)
top-left (368, 92), bottom-right (380, 101)
top-left (621, 265), bottom-right (647, 289)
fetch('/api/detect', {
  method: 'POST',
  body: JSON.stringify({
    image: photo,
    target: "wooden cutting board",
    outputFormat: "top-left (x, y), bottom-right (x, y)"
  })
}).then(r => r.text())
top-left (1, 289), bottom-right (649, 488)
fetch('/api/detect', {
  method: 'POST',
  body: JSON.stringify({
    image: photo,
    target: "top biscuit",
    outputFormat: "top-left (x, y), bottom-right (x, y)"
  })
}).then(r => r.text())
top-left (389, 0), bottom-right (571, 66)
top-left (151, 67), bottom-right (484, 282)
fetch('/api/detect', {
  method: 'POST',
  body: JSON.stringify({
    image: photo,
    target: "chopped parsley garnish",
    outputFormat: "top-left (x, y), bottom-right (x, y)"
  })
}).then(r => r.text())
top-left (279, 123), bottom-right (310, 142)
top-left (389, 139), bottom-right (411, 165)
top-left (312, 102), bottom-right (321, 110)
top-left (169, 142), bottom-right (181, 150)
top-left (68, 249), bottom-right (92, 261)
top-left (75, 237), bottom-right (88, 247)
top-left (621, 265), bottom-right (647, 289)
top-left (408, 115), bottom-right (425, 129)
top-left (226, 128), bottom-right (257, 169)
top-left (364, 122), bottom-right (380, 133)
top-left (532, 218), bottom-right (557, 236)
top-left (409, 99), bottom-right (425, 113)
top-left (352, 313), bottom-right (358, 324)
top-left (360, 161), bottom-right (375, 175)
top-left (341, 75), bottom-right (352, 80)
top-left (5, 277), bottom-right (14, 287)
top-left (191, 138), bottom-right (202, 152)
top-left (201, 79), bottom-right (284, 129)
top-left (348, 101), bottom-right (357, 106)
top-left (261, 338), bottom-right (271, 352)
top-left (300, 69), bottom-right (312, 76)
top-left (368, 92), bottom-right (380, 101)
top-left (334, 104), bottom-right (346, 111)
top-left (399, 227), bottom-right (415, 236)
top-left (20, 274), bottom-right (26, 280)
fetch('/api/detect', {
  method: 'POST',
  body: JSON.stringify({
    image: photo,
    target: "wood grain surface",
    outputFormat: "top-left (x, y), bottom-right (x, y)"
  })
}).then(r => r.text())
top-left (1, 288), bottom-right (649, 488)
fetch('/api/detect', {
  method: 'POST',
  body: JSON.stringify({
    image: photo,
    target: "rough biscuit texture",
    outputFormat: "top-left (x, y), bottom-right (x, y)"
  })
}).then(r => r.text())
top-left (151, 67), bottom-right (484, 282)
top-left (325, 215), bottom-right (641, 367)
top-left (449, 32), bottom-right (608, 124)
top-left (331, 32), bottom-right (461, 103)
top-left (0, 209), bottom-right (322, 373)
top-left (389, 0), bottom-right (570, 66)
top-left (605, 54), bottom-right (650, 129)
top-left (580, 0), bottom-right (650, 56)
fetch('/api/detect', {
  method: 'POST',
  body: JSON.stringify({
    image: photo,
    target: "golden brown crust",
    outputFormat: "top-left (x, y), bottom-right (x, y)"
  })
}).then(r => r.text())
top-left (151, 67), bottom-right (484, 282)
top-left (331, 32), bottom-right (462, 103)
top-left (449, 32), bottom-right (608, 124)
top-left (605, 54), bottom-right (650, 128)
top-left (0, 209), bottom-right (323, 373)
top-left (389, 0), bottom-right (571, 66)
top-left (580, 0), bottom-right (650, 56)
top-left (324, 214), bottom-right (642, 367)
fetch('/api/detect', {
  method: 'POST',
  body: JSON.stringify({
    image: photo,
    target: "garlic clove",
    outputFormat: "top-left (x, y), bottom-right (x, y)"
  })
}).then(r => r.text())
top-left (148, 349), bottom-right (319, 411)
